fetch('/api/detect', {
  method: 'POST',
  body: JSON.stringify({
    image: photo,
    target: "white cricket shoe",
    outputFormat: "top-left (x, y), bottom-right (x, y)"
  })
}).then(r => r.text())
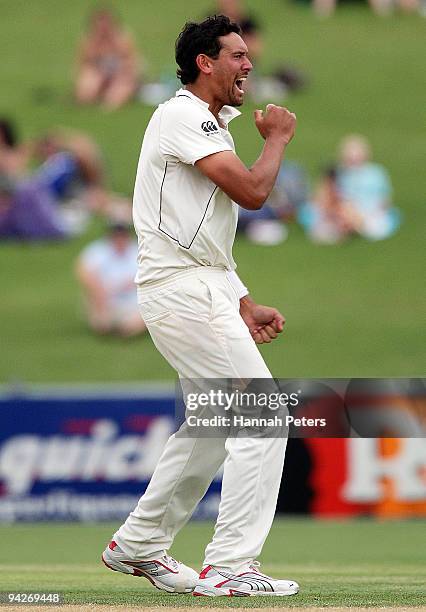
top-left (192, 562), bottom-right (299, 597)
top-left (102, 540), bottom-right (198, 593)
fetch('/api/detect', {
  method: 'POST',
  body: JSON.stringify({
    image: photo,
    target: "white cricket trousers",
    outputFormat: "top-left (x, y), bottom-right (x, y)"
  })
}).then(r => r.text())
top-left (114, 267), bottom-right (287, 572)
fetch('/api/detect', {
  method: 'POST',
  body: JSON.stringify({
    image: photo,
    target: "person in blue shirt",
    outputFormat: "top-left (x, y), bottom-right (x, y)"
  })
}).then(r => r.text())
top-left (337, 134), bottom-right (400, 241)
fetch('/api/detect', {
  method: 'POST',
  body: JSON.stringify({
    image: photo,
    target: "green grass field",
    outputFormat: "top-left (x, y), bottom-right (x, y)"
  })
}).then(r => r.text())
top-left (0, 0), bottom-right (425, 383)
top-left (0, 520), bottom-right (424, 608)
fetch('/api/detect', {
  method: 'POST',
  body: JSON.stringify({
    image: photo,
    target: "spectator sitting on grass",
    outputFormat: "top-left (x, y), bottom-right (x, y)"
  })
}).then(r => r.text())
top-left (0, 119), bottom-right (66, 241)
top-left (75, 6), bottom-right (140, 110)
top-left (34, 128), bottom-right (133, 231)
top-left (298, 166), bottom-right (356, 244)
top-left (337, 134), bottom-right (400, 241)
top-left (35, 129), bottom-right (106, 212)
top-left (75, 222), bottom-right (146, 337)
top-left (0, 125), bottom-right (132, 241)
top-left (298, 143), bottom-right (400, 244)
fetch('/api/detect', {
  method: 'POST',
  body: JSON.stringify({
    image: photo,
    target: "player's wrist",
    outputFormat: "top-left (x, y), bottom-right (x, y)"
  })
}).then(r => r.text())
top-left (266, 133), bottom-right (289, 147)
top-left (239, 294), bottom-right (256, 313)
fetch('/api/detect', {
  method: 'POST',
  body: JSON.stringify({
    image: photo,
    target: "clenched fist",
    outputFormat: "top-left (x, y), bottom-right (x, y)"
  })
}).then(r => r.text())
top-left (254, 104), bottom-right (297, 144)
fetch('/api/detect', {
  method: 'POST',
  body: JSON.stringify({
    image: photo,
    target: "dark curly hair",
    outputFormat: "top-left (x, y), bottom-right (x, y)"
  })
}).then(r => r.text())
top-left (175, 15), bottom-right (241, 85)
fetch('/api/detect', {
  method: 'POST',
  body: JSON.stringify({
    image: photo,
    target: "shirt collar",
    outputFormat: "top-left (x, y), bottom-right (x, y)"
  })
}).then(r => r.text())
top-left (175, 88), bottom-right (241, 125)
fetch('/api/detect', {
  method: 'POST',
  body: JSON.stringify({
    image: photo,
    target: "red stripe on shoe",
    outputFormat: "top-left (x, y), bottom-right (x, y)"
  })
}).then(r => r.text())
top-left (215, 578), bottom-right (231, 588)
top-left (109, 541), bottom-right (118, 550)
top-left (199, 565), bottom-right (212, 579)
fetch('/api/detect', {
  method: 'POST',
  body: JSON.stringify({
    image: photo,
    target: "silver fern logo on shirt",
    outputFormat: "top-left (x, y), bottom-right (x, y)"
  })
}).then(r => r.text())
top-left (201, 121), bottom-right (219, 135)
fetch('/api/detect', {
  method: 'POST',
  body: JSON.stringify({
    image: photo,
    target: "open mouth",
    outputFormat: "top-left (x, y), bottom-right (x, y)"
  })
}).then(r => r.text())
top-left (234, 77), bottom-right (247, 94)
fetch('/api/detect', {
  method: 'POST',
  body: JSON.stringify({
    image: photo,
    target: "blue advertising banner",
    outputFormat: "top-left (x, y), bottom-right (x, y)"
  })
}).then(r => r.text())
top-left (0, 385), bottom-right (221, 522)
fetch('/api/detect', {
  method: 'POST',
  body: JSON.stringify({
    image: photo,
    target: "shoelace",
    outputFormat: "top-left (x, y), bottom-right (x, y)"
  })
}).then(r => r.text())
top-left (162, 554), bottom-right (180, 570)
top-left (249, 560), bottom-right (261, 572)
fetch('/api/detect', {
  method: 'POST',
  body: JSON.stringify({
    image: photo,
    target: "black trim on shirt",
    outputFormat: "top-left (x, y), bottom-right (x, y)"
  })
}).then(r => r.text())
top-left (158, 161), bottom-right (217, 249)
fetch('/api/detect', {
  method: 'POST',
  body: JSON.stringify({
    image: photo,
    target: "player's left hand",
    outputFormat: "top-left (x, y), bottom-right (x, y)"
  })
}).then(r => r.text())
top-left (240, 299), bottom-right (286, 344)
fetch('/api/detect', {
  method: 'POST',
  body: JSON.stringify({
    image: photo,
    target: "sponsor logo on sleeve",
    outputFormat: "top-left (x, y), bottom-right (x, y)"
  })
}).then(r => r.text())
top-left (201, 121), bottom-right (219, 135)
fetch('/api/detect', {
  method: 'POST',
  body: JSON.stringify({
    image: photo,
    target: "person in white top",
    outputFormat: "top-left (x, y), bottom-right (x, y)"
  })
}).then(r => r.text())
top-left (102, 15), bottom-right (299, 597)
top-left (76, 222), bottom-right (146, 337)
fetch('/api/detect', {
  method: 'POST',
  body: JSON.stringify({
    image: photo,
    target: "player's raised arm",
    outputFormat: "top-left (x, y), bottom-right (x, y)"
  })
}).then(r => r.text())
top-left (196, 103), bottom-right (296, 210)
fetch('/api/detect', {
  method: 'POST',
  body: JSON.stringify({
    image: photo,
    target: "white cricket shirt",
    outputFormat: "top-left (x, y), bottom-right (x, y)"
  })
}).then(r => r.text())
top-left (133, 88), bottom-right (241, 285)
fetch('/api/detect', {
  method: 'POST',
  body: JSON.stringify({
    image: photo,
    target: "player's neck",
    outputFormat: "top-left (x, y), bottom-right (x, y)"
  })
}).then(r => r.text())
top-left (185, 84), bottom-right (223, 122)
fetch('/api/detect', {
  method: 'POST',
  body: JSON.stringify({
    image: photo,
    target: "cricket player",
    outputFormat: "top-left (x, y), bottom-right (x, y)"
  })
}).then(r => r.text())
top-left (102, 15), bottom-right (298, 597)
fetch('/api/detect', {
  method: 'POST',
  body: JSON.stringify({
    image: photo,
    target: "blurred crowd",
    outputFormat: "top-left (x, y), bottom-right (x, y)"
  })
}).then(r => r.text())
top-left (0, 119), bottom-right (131, 239)
top-left (0, 114), bottom-right (399, 246)
top-left (238, 134), bottom-right (400, 246)
top-left (0, 116), bottom-right (142, 338)
top-left (1, 1), bottom-right (408, 337)
top-left (71, 0), bottom-right (424, 111)
top-left (71, 3), bottom-right (306, 109)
